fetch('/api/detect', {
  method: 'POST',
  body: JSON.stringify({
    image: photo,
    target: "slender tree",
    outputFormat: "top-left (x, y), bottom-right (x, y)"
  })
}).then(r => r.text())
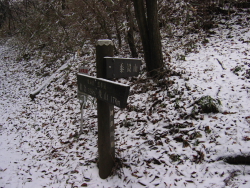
top-left (132, 0), bottom-right (164, 77)
top-left (62, 0), bottom-right (66, 10)
top-left (126, 0), bottom-right (138, 58)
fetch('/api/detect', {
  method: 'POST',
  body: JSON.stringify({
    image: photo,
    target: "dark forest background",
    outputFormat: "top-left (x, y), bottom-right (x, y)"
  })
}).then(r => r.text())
top-left (0, 0), bottom-right (249, 65)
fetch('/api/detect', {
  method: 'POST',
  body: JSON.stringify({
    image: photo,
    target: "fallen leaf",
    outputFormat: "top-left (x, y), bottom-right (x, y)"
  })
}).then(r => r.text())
top-left (81, 183), bottom-right (87, 187)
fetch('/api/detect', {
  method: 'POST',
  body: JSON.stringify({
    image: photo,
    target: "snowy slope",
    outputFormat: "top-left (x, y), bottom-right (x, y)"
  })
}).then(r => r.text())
top-left (0, 8), bottom-right (250, 188)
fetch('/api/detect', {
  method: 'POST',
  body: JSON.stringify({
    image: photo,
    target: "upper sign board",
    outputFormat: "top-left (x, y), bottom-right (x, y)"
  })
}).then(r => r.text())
top-left (105, 57), bottom-right (141, 79)
top-left (78, 66), bottom-right (89, 74)
top-left (77, 74), bottom-right (130, 108)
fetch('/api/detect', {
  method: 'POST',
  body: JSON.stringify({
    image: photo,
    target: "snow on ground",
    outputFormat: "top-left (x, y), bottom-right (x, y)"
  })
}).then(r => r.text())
top-left (0, 8), bottom-right (250, 188)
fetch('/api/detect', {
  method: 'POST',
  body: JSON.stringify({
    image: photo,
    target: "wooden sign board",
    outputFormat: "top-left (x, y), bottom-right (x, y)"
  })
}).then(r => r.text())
top-left (77, 73), bottom-right (130, 108)
top-left (105, 57), bottom-right (141, 79)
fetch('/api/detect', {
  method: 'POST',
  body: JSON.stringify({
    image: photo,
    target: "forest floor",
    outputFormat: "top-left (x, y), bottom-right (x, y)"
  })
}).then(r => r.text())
top-left (0, 6), bottom-right (250, 188)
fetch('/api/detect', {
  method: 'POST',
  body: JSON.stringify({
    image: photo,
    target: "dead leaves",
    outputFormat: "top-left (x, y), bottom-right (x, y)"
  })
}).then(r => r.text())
top-left (245, 116), bottom-right (250, 125)
top-left (144, 158), bottom-right (162, 165)
top-left (243, 136), bottom-right (250, 141)
top-left (222, 111), bottom-right (237, 115)
top-left (81, 183), bottom-right (88, 187)
top-left (192, 150), bottom-right (205, 164)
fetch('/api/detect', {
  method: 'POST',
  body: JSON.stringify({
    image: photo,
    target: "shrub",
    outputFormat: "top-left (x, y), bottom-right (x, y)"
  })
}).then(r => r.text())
top-left (195, 95), bottom-right (221, 113)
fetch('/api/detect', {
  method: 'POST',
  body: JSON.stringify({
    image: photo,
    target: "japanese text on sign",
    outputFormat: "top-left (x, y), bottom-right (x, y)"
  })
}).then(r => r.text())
top-left (77, 74), bottom-right (130, 108)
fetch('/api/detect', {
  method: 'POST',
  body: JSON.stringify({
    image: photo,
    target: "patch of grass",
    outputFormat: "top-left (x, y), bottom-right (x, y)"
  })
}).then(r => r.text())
top-left (189, 131), bottom-right (202, 140)
top-left (122, 119), bottom-right (134, 128)
top-left (205, 126), bottom-right (211, 134)
top-left (195, 95), bottom-right (222, 113)
top-left (184, 41), bottom-right (197, 53)
top-left (174, 98), bottom-right (181, 109)
top-left (167, 86), bottom-right (183, 98)
top-left (176, 54), bottom-right (186, 61)
top-left (193, 139), bottom-right (200, 146)
top-left (202, 38), bottom-right (209, 44)
top-left (232, 66), bottom-right (242, 75)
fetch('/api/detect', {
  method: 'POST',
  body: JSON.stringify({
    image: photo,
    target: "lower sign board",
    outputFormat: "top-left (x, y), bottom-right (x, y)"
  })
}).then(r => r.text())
top-left (77, 73), bottom-right (130, 108)
top-left (105, 57), bottom-right (141, 79)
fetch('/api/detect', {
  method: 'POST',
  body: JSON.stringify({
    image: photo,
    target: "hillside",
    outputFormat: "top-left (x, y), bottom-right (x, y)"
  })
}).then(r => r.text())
top-left (1, 5), bottom-right (250, 188)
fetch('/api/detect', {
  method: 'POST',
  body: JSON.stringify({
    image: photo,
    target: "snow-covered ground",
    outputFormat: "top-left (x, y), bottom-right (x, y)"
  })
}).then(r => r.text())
top-left (0, 8), bottom-right (250, 188)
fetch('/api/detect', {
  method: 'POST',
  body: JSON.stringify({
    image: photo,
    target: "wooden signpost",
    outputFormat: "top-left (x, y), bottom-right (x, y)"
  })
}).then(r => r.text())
top-left (77, 39), bottom-right (141, 179)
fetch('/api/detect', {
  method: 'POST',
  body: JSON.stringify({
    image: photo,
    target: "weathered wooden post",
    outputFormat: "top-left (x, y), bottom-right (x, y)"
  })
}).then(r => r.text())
top-left (77, 39), bottom-right (140, 179)
top-left (96, 39), bottom-right (115, 179)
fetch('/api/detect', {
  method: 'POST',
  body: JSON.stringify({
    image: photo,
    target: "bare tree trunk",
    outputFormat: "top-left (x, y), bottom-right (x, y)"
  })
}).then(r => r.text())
top-left (62, 0), bottom-right (66, 10)
top-left (126, 1), bottom-right (138, 58)
top-left (113, 12), bottom-right (122, 48)
top-left (132, 0), bottom-right (163, 77)
top-left (145, 0), bottom-right (163, 74)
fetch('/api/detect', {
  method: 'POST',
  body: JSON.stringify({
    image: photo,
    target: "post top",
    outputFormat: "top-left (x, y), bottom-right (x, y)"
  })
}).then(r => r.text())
top-left (96, 39), bottom-right (113, 46)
